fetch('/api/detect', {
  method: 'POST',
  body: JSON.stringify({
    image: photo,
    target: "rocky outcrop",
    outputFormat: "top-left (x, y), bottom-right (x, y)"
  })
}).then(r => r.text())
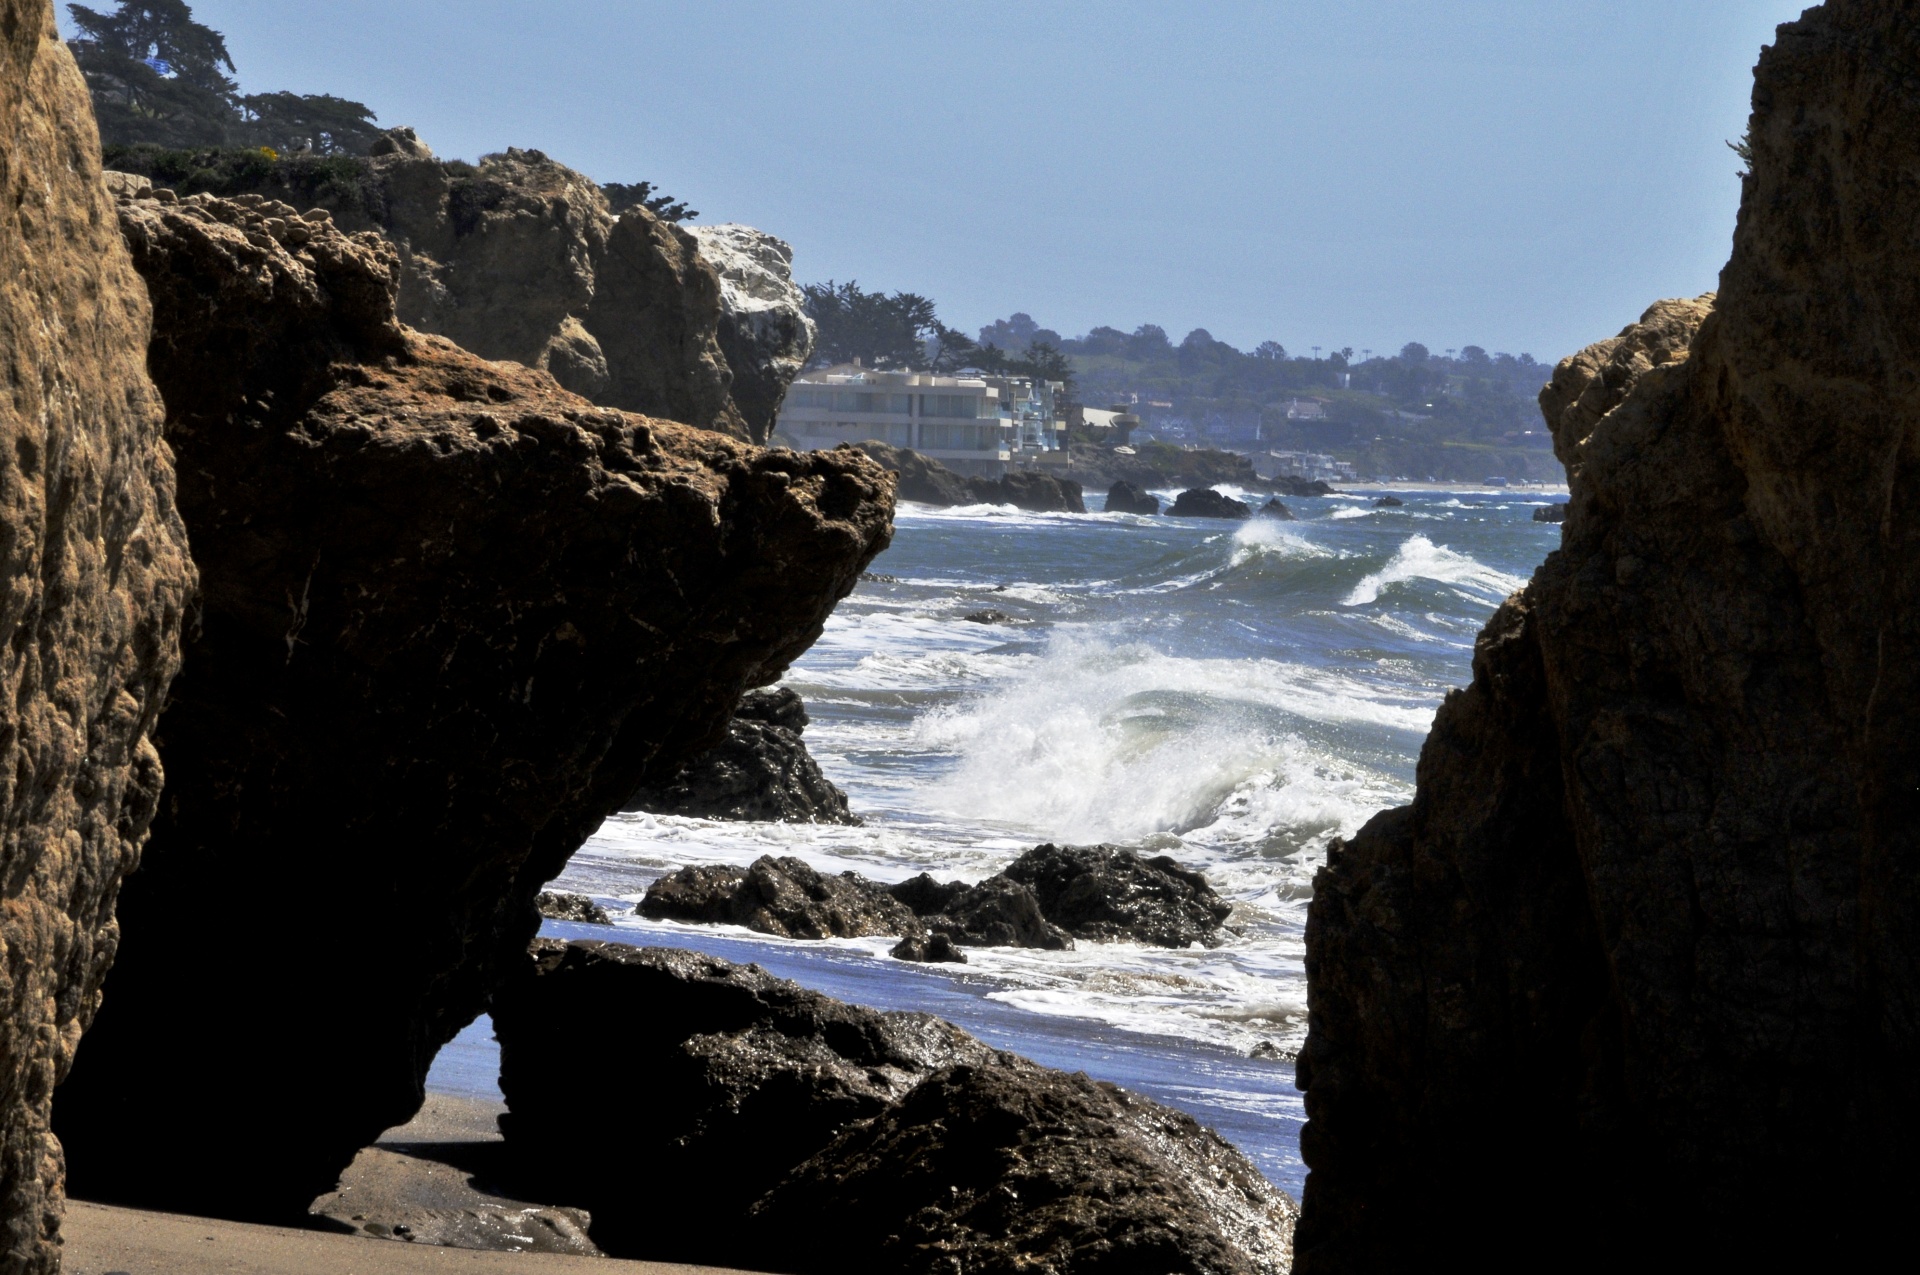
top-left (889, 872), bottom-right (1075, 951)
top-left (641, 856), bottom-right (918, 940)
top-left (1371, 495), bottom-right (1403, 508)
top-left (50, 184), bottom-right (893, 1223)
top-left (536, 892), bottom-right (610, 925)
top-left (0, 5), bottom-right (193, 1268)
top-left (1297, 4), bottom-right (1920, 1266)
top-left (1105, 480), bottom-right (1160, 514)
top-left (1258, 498), bottom-right (1295, 520)
top-left (1000, 844), bottom-right (1236, 949)
top-left (492, 942), bottom-right (1296, 1272)
top-left (854, 440), bottom-right (1087, 512)
top-left (1171, 488), bottom-right (1251, 520)
top-left (1531, 502), bottom-right (1567, 522)
top-left (106, 133), bottom-right (765, 440)
top-left (622, 687), bottom-right (857, 823)
top-left (686, 224), bottom-right (814, 442)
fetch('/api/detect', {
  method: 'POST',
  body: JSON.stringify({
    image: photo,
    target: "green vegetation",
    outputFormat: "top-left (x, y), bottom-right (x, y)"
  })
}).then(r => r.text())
top-left (602, 181), bottom-right (697, 223)
top-left (802, 283), bottom-right (1077, 393)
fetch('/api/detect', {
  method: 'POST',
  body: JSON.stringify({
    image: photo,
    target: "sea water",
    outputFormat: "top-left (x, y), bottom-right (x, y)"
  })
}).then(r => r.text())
top-left (428, 484), bottom-right (1563, 1198)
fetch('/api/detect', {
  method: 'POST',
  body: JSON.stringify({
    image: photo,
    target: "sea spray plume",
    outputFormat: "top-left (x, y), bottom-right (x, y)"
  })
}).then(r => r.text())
top-left (1297, 1), bottom-right (1920, 1266)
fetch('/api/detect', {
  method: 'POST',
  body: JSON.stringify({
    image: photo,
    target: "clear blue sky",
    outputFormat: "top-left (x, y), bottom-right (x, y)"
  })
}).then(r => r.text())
top-left (73, 1), bottom-right (1812, 363)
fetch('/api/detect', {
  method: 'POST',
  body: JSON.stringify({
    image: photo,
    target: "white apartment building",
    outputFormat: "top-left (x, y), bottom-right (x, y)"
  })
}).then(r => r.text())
top-left (776, 367), bottom-right (1009, 476)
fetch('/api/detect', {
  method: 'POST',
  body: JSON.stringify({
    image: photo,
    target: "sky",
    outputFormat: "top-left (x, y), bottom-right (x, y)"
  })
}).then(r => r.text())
top-left (72, 1), bottom-right (1815, 363)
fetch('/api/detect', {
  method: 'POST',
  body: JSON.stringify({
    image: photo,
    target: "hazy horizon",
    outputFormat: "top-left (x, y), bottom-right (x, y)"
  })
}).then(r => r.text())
top-left (81, 0), bottom-right (1812, 363)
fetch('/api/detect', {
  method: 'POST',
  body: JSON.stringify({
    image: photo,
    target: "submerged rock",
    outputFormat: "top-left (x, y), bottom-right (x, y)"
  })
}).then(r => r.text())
top-left (1002, 844), bottom-right (1236, 949)
top-left (686, 224), bottom-right (815, 442)
top-left (962, 608), bottom-right (1013, 624)
top-left (1372, 495), bottom-right (1404, 508)
top-left (623, 687), bottom-right (858, 823)
top-left (491, 942), bottom-right (1296, 1272)
top-left (854, 440), bottom-right (1086, 512)
top-left (536, 892), bottom-right (611, 925)
top-left (53, 183), bottom-right (892, 1222)
top-left (1258, 498), bottom-right (1296, 520)
top-left (1171, 487), bottom-right (1252, 519)
top-left (640, 855), bottom-right (917, 940)
top-left (1106, 479), bottom-right (1162, 514)
top-left (0, 6), bottom-right (194, 1265)
top-left (1299, 5), bottom-right (1920, 1266)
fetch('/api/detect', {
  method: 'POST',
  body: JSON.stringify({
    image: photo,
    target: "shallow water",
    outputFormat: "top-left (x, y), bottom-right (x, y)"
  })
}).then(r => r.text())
top-left (429, 483), bottom-right (1564, 1199)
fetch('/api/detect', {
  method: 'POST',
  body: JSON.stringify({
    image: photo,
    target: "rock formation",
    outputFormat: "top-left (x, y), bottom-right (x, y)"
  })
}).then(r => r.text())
top-left (51, 183), bottom-right (893, 1223)
top-left (686, 224), bottom-right (815, 442)
top-left (1000, 844), bottom-right (1237, 949)
top-left (854, 440), bottom-right (1087, 512)
top-left (1371, 495), bottom-right (1403, 508)
top-left (1171, 488), bottom-right (1251, 520)
top-left (535, 892), bottom-right (611, 925)
top-left (623, 687), bottom-right (858, 823)
top-left (0, 5), bottom-right (193, 1268)
top-left (106, 133), bottom-right (776, 440)
top-left (1531, 502), bottom-right (1567, 522)
top-left (492, 942), bottom-right (1297, 1272)
top-left (1258, 498), bottom-right (1295, 520)
top-left (641, 855), bottom-right (918, 940)
top-left (1298, 4), bottom-right (1920, 1266)
top-left (1106, 480), bottom-right (1161, 514)
top-left (889, 872), bottom-right (1075, 951)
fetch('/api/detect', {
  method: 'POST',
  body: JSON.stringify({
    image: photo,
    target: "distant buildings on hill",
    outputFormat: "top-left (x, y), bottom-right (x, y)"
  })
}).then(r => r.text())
top-left (776, 363), bottom-right (1066, 477)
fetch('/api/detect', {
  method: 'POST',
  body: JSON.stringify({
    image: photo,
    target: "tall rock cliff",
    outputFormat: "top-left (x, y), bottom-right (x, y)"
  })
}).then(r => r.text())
top-left (49, 182), bottom-right (894, 1222)
top-left (1296, 2), bottom-right (1920, 1267)
top-left (0, 3), bottom-right (192, 1270)
top-left (686, 224), bottom-right (816, 442)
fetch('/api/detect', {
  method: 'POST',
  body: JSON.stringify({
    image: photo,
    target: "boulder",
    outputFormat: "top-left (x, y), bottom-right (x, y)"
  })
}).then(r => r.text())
top-left (536, 892), bottom-right (611, 925)
top-left (51, 184), bottom-right (893, 1223)
top-left (491, 942), bottom-right (1297, 1272)
top-left (1106, 479), bottom-right (1161, 514)
top-left (854, 440), bottom-right (1086, 512)
top-left (888, 932), bottom-right (968, 964)
top-left (992, 469), bottom-right (1086, 514)
top-left (1170, 488), bottom-right (1252, 519)
top-left (1001, 844), bottom-right (1235, 949)
top-left (492, 941), bottom-right (1003, 1259)
top-left (851, 439), bottom-right (975, 505)
top-left (962, 608), bottom-right (1012, 624)
top-left (0, 5), bottom-right (194, 1266)
top-left (640, 855), bottom-right (919, 940)
top-left (1372, 495), bottom-right (1403, 507)
top-left (623, 687), bottom-right (858, 823)
top-left (889, 873), bottom-right (1075, 951)
top-left (1531, 502), bottom-right (1567, 522)
top-left (686, 224), bottom-right (815, 443)
top-left (1258, 498), bottom-right (1296, 520)
top-left (1268, 474), bottom-right (1335, 497)
top-left (747, 1063), bottom-right (1298, 1275)
top-left (1298, 4), bottom-right (1920, 1266)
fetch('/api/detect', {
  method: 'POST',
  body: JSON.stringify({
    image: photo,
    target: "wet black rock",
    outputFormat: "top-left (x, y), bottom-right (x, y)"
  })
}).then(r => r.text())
top-left (493, 942), bottom-right (1002, 1260)
top-left (889, 932), bottom-right (968, 964)
top-left (1268, 475), bottom-right (1335, 497)
top-left (747, 1062), bottom-right (1298, 1275)
top-left (492, 942), bottom-right (1297, 1272)
top-left (1105, 480), bottom-right (1161, 515)
top-left (1171, 488), bottom-right (1252, 519)
top-left (622, 688), bottom-right (858, 824)
top-left (1259, 498), bottom-right (1296, 520)
top-left (1532, 502), bottom-right (1568, 522)
top-left (535, 892), bottom-right (610, 925)
top-left (854, 440), bottom-right (1086, 513)
top-left (1003, 843), bottom-right (1236, 948)
top-left (889, 872), bottom-right (1076, 951)
top-left (962, 608), bottom-right (1013, 624)
top-left (639, 854), bottom-right (918, 940)
top-left (1373, 495), bottom-right (1404, 508)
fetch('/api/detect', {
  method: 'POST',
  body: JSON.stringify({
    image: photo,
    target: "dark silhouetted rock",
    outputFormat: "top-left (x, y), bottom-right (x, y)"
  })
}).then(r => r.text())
top-left (962, 608), bottom-right (1012, 624)
top-left (52, 183), bottom-right (893, 1223)
top-left (0, 6), bottom-right (194, 1265)
top-left (852, 439), bottom-right (973, 504)
top-left (640, 855), bottom-right (918, 940)
top-left (1003, 844), bottom-right (1236, 949)
top-left (492, 942), bottom-right (1002, 1260)
top-left (1531, 502), bottom-right (1567, 522)
top-left (1269, 474), bottom-right (1335, 497)
top-left (1171, 488), bottom-right (1252, 519)
top-left (854, 440), bottom-right (1085, 512)
top-left (1372, 495), bottom-right (1404, 507)
top-left (890, 873), bottom-right (1075, 951)
top-left (492, 942), bottom-right (1296, 1272)
top-left (536, 892), bottom-right (610, 925)
top-left (624, 687), bottom-right (858, 824)
top-left (991, 469), bottom-right (1086, 513)
top-left (1106, 479), bottom-right (1161, 514)
top-left (1298, 5), bottom-right (1920, 1267)
top-left (747, 1062), bottom-right (1297, 1275)
top-left (1258, 498), bottom-right (1296, 520)
top-left (889, 932), bottom-right (968, 964)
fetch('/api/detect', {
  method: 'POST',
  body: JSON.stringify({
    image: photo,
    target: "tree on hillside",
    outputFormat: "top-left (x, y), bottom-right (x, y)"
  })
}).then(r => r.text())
top-left (803, 281), bottom-right (938, 369)
top-left (602, 181), bottom-right (697, 222)
top-left (69, 0), bottom-right (379, 154)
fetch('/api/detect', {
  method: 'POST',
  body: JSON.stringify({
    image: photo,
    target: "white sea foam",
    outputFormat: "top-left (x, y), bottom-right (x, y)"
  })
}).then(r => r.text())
top-left (1343, 534), bottom-right (1527, 606)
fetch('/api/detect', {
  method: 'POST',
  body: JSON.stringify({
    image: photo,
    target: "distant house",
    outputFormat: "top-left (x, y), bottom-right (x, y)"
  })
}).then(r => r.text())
top-left (774, 365), bottom-right (1066, 477)
top-left (1259, 450), bottom-right (1355, 482)
top-left (1282, 397), bottom-right (1330, 421)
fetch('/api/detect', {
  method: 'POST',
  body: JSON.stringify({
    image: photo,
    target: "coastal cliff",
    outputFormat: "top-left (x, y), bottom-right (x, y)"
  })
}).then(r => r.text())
top-left (1296, 2), bottom-right (1920, 1266)
top-left (49, 182), bottom-right (894, 1221)
top-left (0, 5), bottom-right (193, 1271)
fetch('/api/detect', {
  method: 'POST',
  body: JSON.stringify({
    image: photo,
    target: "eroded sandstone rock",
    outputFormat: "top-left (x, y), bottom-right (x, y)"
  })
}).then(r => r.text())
top-left (491, 942), bottom-right (1297, 1273)
top-left (1297, 3), bottom-right (1920, 1265)
top-left (686, 224), bottom-right (815, 443)
top-left (0, 5), bottom-right (193, 1268)
top-left (51, 183), bottom-right (892, 1223)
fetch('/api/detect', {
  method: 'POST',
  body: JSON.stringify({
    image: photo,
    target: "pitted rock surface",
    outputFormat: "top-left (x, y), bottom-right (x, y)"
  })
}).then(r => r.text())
top-left (0, 5), bottom-right (192, 1267)
top-left (50, 182), bottom-right (892, 1223)
top-left (641, 855), bottom-right (915, 939)
top-left (623, 687), bottom-right (858, 823)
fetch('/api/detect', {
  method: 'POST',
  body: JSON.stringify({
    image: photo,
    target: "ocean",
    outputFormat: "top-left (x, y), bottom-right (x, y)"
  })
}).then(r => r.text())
top-left (428, 482), bottom-right (1564, 1200)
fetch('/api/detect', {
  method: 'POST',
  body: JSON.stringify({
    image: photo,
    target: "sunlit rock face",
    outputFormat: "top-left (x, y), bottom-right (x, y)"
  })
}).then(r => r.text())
top-left (1297, 3), bottom-right (1920, 1268)
top-left (687, 223), bottom-right (816, 443)
top-left (0, 3), bottom-right (193, 1269)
